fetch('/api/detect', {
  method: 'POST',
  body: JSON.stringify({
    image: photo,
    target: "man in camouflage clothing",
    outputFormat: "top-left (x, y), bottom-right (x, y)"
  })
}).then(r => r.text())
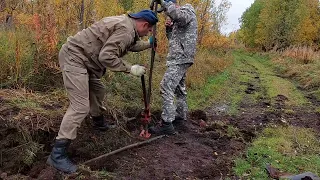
top-left (150, 0), bottom-right (198, 135)
top-left (46, 10), bottom-right (158, 174)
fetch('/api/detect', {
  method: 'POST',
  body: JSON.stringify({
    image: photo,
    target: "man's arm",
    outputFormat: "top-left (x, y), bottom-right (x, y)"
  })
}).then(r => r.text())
top-left (129, 40), bottom-right (151, 52)
top-left (163, 2), bottom-right (193, 27)
top-left (166, 26), bottom-right (172, 39)
top-left (98, 29), bottom-right (132, 73)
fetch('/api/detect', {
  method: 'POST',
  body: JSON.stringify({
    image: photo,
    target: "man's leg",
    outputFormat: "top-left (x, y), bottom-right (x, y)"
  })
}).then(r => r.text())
top-left (47, 49), bottom-right (89, 174)
top-left (175, 73), bottom-right (188, 121)
top-left (89, 75), bottom-right (109, 130)
top-left (57, 61), bottom-right (90, 140)
top-left (173, 64), bottom-right (191, 132)
top-left (149, 64), bottom-right (190, 135)
top-left (162, 64), bottom-right (191, 123)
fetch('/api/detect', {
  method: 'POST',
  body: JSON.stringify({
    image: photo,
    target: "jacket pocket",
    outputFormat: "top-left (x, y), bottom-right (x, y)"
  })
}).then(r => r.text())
top-left (64, 64), bottom-right (87, 75)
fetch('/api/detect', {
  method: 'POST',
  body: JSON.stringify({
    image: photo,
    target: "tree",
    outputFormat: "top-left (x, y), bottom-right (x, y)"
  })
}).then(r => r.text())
top-left (211, 0), bottom-right (231, 34)
top-left (239, 0), bottom-right (265, 48)
top-left (239, 0), bottom-right (320, 50)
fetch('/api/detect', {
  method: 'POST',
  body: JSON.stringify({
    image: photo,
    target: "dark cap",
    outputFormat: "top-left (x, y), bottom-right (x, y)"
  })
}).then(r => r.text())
top-left (165, 0), bottom-right (177, 3)
top-left (128, 10), bottom-right (158, 25)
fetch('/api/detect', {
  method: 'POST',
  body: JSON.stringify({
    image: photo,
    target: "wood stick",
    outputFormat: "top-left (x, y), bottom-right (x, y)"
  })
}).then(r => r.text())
top-left (82, 135), bottom-right (166, 165)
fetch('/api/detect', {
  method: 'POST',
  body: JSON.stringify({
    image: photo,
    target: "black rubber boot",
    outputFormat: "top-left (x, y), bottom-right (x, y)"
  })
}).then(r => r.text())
top-left (92, 115), bottom-right (109, 131)
top-left (149, 120), bottom-right (176, 135)
top-left (46, 139), bottom-right (77, 174)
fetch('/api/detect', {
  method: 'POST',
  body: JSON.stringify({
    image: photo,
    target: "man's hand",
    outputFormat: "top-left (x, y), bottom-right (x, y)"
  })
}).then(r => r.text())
top-left (165, 16), bottom-right (173, 27)
top-left (149, 36), bottom-right (157, 49)
top-left (130, 65), bottom-right (146, 77)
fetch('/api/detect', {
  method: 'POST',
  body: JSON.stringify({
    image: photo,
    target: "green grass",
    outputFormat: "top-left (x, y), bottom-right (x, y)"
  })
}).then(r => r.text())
top-left (10, 98), bottom-right (41, 110)
top-left (310, 89), bottom-right (320, 102)
top-left (0, 28), bottom-right (36, 86)
top-left (234, 51), bottom-right (309, 106)
top-left (188, 71), bottom-right (230, 110)
top-left (234, 126), bottom-right (320, 179)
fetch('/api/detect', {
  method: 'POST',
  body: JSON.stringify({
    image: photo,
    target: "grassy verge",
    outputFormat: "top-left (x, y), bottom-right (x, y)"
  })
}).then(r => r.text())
top-left (189, 50), bottom-right (309, 114)
top-left (188, 71), bottom-right (230, 110)
top-left (234, 51), bottom-right (309, 106)
top-left (271, 47), bottom-right (320, 101)
top-left (234, 126), bottom-right (320, 179)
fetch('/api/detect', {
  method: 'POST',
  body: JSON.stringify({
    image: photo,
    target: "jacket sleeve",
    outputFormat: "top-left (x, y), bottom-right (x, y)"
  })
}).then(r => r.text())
top-left (166, 26), bottom-right (173, 39)
top-left (163, 2), bottom-right (193, 27)
top-left (129, 40), bottom-right (151, 52)
top-left (98, 29), bottom-right (132, 73)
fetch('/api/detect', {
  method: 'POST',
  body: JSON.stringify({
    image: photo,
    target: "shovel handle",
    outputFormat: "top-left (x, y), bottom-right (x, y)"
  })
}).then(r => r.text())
top-left (141, 75), bottom-right (148, 110)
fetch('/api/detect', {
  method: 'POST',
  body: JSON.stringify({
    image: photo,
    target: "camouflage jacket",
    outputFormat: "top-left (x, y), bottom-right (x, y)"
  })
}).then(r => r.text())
top-left (62, 15), bottom-right (150, 78)
top-left (163, 2), bottom-right (198, 66)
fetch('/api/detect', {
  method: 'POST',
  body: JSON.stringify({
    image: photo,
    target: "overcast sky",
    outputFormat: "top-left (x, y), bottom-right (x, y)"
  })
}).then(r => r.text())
top-left (219, 0), bottom-right (255, 35)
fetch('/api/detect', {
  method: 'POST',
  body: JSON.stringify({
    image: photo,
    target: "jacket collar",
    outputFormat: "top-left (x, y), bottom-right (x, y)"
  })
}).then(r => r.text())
top-left (127, 15), bottom-right (140, 42)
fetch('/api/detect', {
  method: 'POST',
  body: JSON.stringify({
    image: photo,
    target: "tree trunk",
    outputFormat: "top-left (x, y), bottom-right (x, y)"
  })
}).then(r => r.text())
top-left (198, 0), bottom-right (210, 44)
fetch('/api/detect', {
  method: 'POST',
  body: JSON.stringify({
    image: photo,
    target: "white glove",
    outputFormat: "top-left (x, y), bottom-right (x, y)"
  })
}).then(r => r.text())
top-left (130, 65), bottom-right (146, 77)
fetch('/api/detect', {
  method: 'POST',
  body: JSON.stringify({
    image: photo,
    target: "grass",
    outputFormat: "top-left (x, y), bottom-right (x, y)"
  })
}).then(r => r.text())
top-left (0, 29), bottom-right (36, 85)
top-left (4, 48), bottom-right (310, 120)
top-left (235, 51), bottom-right (309, 107)
top-left (311, 89), bottom-right (320, 102)
top-left (282, 46), bottom-right (320, 64)
top-left (0, 88), bottom-right (68, 121)
top-left (188, 71), bottom-right (230, 110)
top-left (102, 48), bottom-right (234, 114)
top-left (234, 126), bottom-right (320, 179)
top-left (0, 47), bottom-right (232, 122)
top-left (271, 46), bottom-right (320, 90)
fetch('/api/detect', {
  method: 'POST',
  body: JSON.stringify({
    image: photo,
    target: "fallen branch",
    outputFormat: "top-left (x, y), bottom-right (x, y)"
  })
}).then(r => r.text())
top-left (82, 135), bottom-right (166, 166)
top-left (119, 125), bottom-right (144, 141)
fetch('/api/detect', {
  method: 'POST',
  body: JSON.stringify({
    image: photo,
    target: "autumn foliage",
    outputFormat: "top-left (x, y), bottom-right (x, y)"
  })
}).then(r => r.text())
top-left (238, 0), bottom-right (320, 50)
top-left (0, 0), bottom-right (232, 90)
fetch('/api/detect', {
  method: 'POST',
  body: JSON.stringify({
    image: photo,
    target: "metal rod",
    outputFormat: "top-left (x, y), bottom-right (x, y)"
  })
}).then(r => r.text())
top-left (147, 1), bottom-right (158, 106)
top-left (141, 75), bottom-right (148, 110)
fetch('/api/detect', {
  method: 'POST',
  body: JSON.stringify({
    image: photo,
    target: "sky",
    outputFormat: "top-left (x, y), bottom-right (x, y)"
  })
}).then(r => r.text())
top-left (220, 0), bottom-right (255, 35)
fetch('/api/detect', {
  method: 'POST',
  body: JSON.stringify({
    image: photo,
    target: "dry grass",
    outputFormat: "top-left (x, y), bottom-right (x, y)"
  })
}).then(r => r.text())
top-left (281, 46), bottom-right (320, 64)
top-left (187, 49), bottom-right (233, 89)
top-left (0, 48), bottom-right (232, 125)
top-left (0, 88), bottom-right (67, 131)
top-left (271, 46), bottom-right (320, 89)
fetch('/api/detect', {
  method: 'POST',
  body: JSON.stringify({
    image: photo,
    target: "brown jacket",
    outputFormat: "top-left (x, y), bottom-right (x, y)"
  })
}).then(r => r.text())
top-left (62, 15), bottom-right (150, 78)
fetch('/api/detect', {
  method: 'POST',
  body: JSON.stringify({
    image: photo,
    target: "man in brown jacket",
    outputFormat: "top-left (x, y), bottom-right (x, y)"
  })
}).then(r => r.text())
top-left (47, 9), bottom-right (158, 173)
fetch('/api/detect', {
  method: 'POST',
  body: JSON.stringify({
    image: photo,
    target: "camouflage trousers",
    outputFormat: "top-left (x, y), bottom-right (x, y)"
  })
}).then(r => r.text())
top-left (56, 46), bottom-right (105, 140)
top-left (160, 63), bottom-right (192, 123)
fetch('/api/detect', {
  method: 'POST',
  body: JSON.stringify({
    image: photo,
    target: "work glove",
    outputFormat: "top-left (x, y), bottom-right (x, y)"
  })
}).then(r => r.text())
top-left (149, 36), bottom-right (157, 49)
top-left (130, 65), bottom-right (146, 77)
